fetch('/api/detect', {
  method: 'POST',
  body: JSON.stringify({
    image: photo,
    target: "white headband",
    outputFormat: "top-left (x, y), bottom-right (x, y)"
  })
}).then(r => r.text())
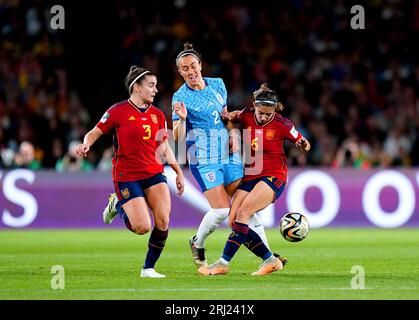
top-left (129, 71), bottom-right (150, 91)
top-left (255, 99), bottom-right (277, 105)
top-left (176, 53), bottom-right (200, 64)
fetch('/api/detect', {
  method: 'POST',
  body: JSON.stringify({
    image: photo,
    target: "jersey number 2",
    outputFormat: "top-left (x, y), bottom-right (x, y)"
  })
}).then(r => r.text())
top-left (212, 111), bottom-right (220, 125)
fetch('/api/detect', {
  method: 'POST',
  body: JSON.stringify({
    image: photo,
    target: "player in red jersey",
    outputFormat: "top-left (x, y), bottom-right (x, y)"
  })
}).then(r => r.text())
top-left (199, 83), bottom-right (310, 276)
top-left (76, 66), bottom-right (184, 278)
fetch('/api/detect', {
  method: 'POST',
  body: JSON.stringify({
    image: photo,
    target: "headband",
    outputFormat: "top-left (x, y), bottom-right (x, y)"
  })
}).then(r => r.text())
top-left (254, 99), bottom-right (277, 106)
top-left (176, 52), bottom-right (200, 63)
top-left (129, 71), bottom-right (150, 91)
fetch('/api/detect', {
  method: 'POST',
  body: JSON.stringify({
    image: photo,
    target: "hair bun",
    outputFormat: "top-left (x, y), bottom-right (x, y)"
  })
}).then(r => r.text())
top-left (183, 42), bottom-right (194, 50)
top-left (260, 83), bottom-right (270, 91)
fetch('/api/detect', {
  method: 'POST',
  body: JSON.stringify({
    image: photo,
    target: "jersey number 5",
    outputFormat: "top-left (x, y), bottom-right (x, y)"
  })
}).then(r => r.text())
top-left (143, 125), bottom-right (151, 140)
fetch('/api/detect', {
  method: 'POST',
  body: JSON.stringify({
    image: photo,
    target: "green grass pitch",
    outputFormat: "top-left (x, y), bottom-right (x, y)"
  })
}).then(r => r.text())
top-left (0, 228), bottom-right (418, 300)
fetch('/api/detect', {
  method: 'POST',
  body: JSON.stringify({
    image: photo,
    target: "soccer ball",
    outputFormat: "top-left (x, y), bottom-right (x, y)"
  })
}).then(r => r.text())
top-left (279, 213), bottom-right (309, 242)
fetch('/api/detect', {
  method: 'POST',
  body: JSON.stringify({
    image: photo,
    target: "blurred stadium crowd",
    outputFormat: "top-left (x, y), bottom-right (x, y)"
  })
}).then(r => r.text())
top-left (1, 0), bottom-right (418, 171)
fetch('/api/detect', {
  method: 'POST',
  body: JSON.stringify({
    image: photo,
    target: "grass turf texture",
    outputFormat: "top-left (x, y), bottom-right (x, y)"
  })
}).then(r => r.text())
top-left (0, 228), bottom-right (418, 300)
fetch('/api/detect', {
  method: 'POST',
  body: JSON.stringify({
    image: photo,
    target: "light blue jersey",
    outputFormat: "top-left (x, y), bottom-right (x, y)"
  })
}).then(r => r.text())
top-left (172, 77), bottom-right (243, 192)
top-left (172, 77), bottom-right (230, 166)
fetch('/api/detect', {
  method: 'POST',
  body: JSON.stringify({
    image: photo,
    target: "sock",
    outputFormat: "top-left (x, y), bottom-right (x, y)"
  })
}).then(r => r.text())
top-left (221, 222), bottom-right (249, 262)
top-left (243, 228), bottom-right (272, 260)
top-left (194, 208), bottom-right (229, 248)
top-left (144, 227), bottom-right (169, 269)
top-left (248, 214), bottom-right (270, 250)
top-left (116, 202), bottom-right (134, 233)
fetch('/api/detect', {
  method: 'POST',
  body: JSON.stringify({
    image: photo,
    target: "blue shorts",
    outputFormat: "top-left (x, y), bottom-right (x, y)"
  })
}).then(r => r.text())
top-left (114, 172), bottom-right (167, 206)
top-left (190, 153), bottom-right (244, 192)
top-left (237, 176), bottom-right (286, 201)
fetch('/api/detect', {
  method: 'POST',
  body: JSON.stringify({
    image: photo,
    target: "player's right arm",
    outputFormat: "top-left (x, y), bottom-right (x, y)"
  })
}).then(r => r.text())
top-left (77, 127), bottom-right (103, 157)
top-left (173, 101), bottom-right (187, 141)
top-left (77, 107), bottom-right (117, 157)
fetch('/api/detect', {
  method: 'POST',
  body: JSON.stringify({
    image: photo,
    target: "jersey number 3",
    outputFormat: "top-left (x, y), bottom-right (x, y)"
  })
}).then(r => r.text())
top-left (143, 125), bottom-right (151, 140)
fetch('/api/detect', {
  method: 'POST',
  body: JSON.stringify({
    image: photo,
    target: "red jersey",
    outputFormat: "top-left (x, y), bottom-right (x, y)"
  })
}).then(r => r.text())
top-left (96, 99), bottom-right (168, 182)
top-left (238, 107), bottom-right (302, 182)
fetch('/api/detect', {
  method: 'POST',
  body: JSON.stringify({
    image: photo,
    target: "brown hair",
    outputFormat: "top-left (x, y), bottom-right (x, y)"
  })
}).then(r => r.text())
top-left (176, 42), bottom-right (202, 67)
top-left (124, 66), bottom-right (155, 94)
top-left (253, 83), bottom-right (284, 112)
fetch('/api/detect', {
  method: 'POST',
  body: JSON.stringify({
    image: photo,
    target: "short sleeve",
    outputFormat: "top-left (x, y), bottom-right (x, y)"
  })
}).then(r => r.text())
top-left (96, 107), bottom-right (118, 134)
top-left (218, 78), bottom-right (228, 108)
top-left (157, 112), bottom-right (169, 141)
top-left (282, 121), bottom-right (302, 143)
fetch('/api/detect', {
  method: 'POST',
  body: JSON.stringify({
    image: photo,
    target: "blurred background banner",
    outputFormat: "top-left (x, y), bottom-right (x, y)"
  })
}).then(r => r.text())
top-left (0, 168), bottom-right (418, 229)
top-left (1, 1), bottom-right (419, 229)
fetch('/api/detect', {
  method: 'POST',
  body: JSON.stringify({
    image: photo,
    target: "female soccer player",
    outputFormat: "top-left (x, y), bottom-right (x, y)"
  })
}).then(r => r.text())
top-left (76, 66), bottom-right (184, 278)
top-left (172, 43), bottom-right (269, 267)
top-left (198, 83), bottom-right (311, 276)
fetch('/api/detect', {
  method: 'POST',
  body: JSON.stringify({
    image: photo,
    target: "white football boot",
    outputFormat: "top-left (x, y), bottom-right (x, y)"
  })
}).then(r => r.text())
top-left (102, 193), bottom-right (118, 224)
top-left (140, 268), bottom-right (166, 278)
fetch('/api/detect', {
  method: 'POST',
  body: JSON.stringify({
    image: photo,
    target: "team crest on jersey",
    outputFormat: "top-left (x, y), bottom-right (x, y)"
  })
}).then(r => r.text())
top-left (121, 188), bottom-right (130, 199)
top-left (151, 114), bottom-right (158, 124)
top-left (215, 93), bottom-right (224, 105)
top-left (266, 129), bottom-right (275, 140)
top-left (206, 171), bottom-right (216, 183)
top-left (100, 112), bottom-right (110, 123)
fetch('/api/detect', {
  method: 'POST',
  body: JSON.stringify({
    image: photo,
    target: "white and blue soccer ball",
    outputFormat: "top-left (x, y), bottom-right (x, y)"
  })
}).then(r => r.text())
top-left (279, 212), bottom-right (309, 242)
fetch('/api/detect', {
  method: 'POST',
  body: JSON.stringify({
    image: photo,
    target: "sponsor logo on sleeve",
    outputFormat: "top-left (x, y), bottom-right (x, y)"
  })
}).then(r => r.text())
top-left (290, 126), bottom-right (298, 139)
top-left (100, 112), bottom-right (110, 124)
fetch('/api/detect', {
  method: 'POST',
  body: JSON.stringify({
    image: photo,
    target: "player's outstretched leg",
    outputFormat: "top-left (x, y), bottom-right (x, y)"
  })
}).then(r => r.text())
top-left (248, 214), bottom-right (270, 249)
top-left (189, 236), bottom-right (207, 267)
top-left (141, 227), bottom-right (169, 278)
top-left (198, 221), bottom-right (248, 276)
top-left (244, 227), bottom-right (286, 276)
top-left (190, 208), bottom-right (229, 267)
top-left (103, 193), bottom-right (119, 224)
top-left (251, 253), bottom-right (286, 276)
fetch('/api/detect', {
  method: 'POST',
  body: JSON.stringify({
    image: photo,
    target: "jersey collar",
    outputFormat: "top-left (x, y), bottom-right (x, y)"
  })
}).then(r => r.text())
top-left (185, 78), bottom-right (208, 91)
top-left (253, 112), bottom-right (275, 127)
top-left (128, 99), bottom-right (151, 113)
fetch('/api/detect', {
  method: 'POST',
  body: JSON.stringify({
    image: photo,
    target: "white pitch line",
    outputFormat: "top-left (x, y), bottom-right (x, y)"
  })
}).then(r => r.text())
top-left (0, 287), bottom-right (418, 293)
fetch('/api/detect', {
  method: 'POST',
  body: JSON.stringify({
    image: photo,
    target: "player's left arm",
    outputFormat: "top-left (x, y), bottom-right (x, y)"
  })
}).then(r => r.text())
top-left (156, 116), bottom-right (185, 195)
top-left (295, 136), bottom-right (311, 152)
top-left (284, 122), bottom-right (311, 152)
top-left (161, 139), bottom-right (185, 196)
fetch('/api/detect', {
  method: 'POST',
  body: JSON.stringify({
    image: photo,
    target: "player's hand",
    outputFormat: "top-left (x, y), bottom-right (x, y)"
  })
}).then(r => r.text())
top-left (173, 102), bottom-right (187, 121)
top-left (221, 110), bottom-right (240, 121)
top-left (76, 143), bottom-right (90, 157)
top-left (296, 137), bottom-right (311, 152)
top-left (176, 172), bottom-right (185, 196)
top-left (229, 131), bottom-right (240, 153)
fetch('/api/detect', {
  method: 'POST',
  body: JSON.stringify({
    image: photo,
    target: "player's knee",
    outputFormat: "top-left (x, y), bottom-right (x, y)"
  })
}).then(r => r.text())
top-left (236, 205), bottom-right (252, 221)
top-left (212, 208), bottom-right (230, 220)
top-left (154, 216), bottom-right (170, 231)
top-left (131, 224), bottom-right (151, 235)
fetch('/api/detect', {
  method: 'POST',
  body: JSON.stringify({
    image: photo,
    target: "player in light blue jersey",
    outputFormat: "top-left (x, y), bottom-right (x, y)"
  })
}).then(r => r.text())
top-left (172, 43), bottom-right (270, 268)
